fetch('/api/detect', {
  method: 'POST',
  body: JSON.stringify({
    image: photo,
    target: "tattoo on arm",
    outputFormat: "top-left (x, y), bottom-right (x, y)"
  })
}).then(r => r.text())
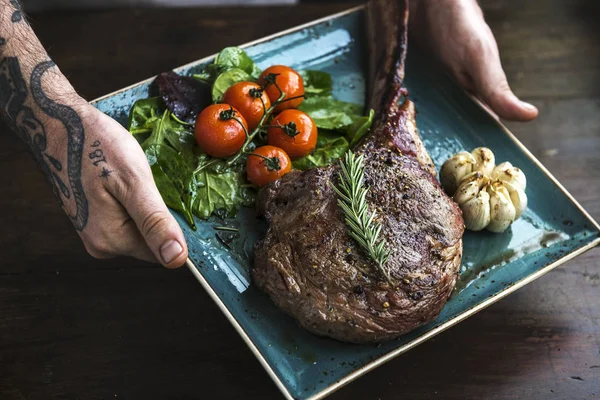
top-left (99, 167), bottom-right (113, 180)
top-left (0, 57), bottom-right (89, 231)
top-left (31, 61), bottom-right (89, 231)
top-left (90, 140), bottom-right (112, 179)
top-left (10, 0), bottom-right (23, 23)
top-left (89, 140), bottom-right (107, 166)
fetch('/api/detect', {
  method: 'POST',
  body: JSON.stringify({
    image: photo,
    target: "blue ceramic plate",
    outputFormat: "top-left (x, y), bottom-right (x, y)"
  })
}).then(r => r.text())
top-left (92, 6), bottom-right (600, 400)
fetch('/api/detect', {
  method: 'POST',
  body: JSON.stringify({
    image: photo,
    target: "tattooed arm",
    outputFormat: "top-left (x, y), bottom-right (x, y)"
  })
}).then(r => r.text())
top-left (0, 1), bottom-right (188, 268)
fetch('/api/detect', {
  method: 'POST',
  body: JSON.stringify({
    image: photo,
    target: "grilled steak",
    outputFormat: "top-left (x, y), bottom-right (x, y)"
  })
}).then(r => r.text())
top-left (252, 0), bottom-right (464, 343)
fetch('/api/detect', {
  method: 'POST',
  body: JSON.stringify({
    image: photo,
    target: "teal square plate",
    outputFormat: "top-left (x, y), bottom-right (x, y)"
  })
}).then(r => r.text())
top-left (91, 6), bottom-right (600, 400)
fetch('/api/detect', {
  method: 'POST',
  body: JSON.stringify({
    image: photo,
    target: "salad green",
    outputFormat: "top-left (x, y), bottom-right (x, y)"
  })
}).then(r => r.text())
top-left (211, 68), bottom-right (254, 102)
top-left (127, 46), bottom-right (373, 226)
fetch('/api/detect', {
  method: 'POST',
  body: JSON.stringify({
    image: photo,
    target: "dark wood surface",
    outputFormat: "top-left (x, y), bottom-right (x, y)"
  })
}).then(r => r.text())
top-left (1, 1), bottom-right (599, 399)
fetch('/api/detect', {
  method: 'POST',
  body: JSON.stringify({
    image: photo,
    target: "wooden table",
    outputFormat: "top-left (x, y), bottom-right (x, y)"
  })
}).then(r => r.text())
top-left (1, 1), bottom-right (599, 399)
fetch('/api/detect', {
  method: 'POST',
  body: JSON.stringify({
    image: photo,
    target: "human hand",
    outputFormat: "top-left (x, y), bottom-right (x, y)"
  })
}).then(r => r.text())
top-left (409, 0), bottom-right (538, 121)
top-left (72, 102), bottom-right (189, 268)
top-left (0, 0), bottom-right (187, 268)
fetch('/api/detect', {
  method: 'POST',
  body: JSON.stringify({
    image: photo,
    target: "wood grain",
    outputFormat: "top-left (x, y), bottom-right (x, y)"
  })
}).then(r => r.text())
top-left (0, 1), bottom-right (598, 399)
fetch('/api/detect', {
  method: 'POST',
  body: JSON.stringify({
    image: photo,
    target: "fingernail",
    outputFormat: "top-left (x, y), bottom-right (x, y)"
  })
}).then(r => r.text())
top-left (520, 101), bottom-right (537, 111)
top-left (160, 240), bottom-right (183, 264)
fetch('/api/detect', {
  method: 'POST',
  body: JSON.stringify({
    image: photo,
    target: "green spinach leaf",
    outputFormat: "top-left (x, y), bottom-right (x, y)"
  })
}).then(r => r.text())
top-left (193, 64), bottom-right (223, 84)
top-left (298, 96), bottom-right (363, 130)
top-left (146, 144), bottom-right (196, 229)
top-left (213, 47), bottom-right (262, 79)
top-left (141, 110), bottom-right (194, 153)
top-left (128, 97), bottom-right (163, 135)
top-left (137, 111), bottom-right (199, 229)
top-left (300, 70), bottom-right (333, 97)
top-left (194, 167), bottom-right (248, 219)
top-left (293, 131), bottom-right (349, 170)
top-left (212, 68), bottom-right (254, 102)
top-left (347, 108), bottom-right (375, 147)
top-left (194, 46), bottom-right (258, 84)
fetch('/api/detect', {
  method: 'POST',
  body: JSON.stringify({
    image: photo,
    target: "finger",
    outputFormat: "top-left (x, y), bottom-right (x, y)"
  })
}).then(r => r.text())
top-left (117, 178), bottom-right (188, 269)
top-left (130, 247), bottom-right (159, 264)
top-left (452, 71), bottom-right (500, 120)
top-left (468, 32), bottom-right (538, 121)
top-left (83, 219), bottom-right (159, 264)
top-left (473, 94), bottom-right (499, 121)
top-left (119, 219), bottom-right (160, 264)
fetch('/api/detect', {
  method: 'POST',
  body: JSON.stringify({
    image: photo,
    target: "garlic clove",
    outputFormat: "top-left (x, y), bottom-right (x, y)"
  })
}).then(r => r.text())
top-left (461, 189), bottom-right (491, 231)
top-left (486, 182), bottom-right (516, 233)
top-left (471, 147), bottom-right (495, 176)
top-left (503, 181), bottom-right (528, 219)
top-left (492, 162), bottom-right (527, 191)
top-left (439, 151), bottom-right (475, 195)
top-left (453, 171), bottom-right (486, 205)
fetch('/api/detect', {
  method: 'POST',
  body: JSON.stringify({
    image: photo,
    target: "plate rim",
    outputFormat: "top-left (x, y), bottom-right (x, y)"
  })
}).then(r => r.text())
top-left (90, 5), bottom-right (600, 400)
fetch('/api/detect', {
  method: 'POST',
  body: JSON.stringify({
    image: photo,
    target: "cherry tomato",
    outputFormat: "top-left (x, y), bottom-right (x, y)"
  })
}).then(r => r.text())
top-left (223, 81), bottom-right (271, 130)
top-left (267, 110), bottom-right (317, 159)
top-left (246, 145), bottom-right (292, 187)
top-left (258, 65), bottom-right (304, 113)
top-left (194, 104), bottom-right (248, 158)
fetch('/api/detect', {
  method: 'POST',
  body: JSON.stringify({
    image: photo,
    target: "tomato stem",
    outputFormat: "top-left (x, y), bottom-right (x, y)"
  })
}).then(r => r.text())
top-left (219, 106), bottom-right (239, 121)
top-left (262, 122), bottom-right (299, 138)
top-left (259, 96), bottom-right (267, 117)
top-left (248, 87), bottom-right (264, 98)
top-left (263, 73), bottom-right (280, 86)
top-left (236, 117), bottom-right (250, 140)
top-left (248, 153), bottom-right (282, 171)
top-left (226, 81), bottom-right (286, 166)
top-left (277, 94), bottom-right (305, 105)
top-left (218, 106), bottom-right (250, 140)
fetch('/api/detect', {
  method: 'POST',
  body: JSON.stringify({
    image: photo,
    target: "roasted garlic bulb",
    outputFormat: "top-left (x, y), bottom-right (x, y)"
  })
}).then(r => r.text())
top-left (440, 148), bottom-right (527, 233)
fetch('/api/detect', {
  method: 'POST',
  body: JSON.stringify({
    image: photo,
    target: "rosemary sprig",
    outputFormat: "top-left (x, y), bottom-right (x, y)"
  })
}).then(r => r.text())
top-left (332, 151), bottom-right (393, 285)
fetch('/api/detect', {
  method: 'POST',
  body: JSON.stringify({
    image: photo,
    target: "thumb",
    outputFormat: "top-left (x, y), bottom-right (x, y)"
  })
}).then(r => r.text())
top-left (122, 180), bottom-right (188, 269)
top-left (468, 35), bottom-right (538, 121)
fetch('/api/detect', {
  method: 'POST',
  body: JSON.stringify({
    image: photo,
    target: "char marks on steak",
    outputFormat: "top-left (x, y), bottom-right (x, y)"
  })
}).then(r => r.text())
top-left (253, 0), bottom-right (464, 343)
